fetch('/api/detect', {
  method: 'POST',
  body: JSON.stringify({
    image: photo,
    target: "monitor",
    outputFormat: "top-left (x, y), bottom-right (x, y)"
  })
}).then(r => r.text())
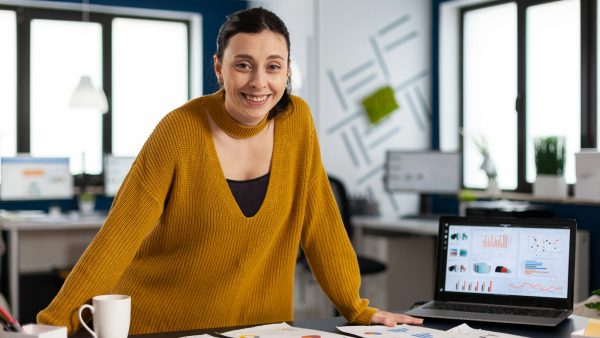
top-left (0, 156), bottom-right (73, 200)
top-left (384, 151), bottom-right (461, 194)
top-left (104, 155), bottom-right (135, 197)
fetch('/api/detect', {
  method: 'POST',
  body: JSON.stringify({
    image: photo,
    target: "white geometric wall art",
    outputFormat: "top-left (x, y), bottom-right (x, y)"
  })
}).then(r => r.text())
top-left (317, 0), bottom-right (432, 217)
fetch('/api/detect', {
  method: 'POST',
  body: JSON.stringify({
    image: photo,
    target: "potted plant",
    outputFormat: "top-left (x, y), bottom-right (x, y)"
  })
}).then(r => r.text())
top-left (78, 191), bottom-right (96, 215)
top-left (585, 289), bottom-right (600, 315)
top-left (473, 135), bottom-right (500, 196)
top-left (533, 136), bottom-right (567, 198)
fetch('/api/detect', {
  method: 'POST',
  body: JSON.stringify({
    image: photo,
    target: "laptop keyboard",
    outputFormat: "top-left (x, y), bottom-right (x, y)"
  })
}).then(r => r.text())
top-left (424, 302), bottom-right (565, 318)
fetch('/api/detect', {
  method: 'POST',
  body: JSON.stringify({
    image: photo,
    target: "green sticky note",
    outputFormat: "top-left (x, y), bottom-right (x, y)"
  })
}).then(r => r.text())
top-left (361, 85), bottom-right (399, 124)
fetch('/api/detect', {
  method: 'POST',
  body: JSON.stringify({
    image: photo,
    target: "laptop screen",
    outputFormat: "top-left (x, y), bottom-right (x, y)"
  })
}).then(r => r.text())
top-left (436, 217), bottom-right (576, 307)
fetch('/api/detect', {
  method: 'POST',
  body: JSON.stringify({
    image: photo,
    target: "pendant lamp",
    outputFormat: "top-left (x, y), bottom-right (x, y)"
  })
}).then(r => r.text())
top-left (69, 0), bottom-right (108, 113)
top-left (69, 75), bottom-right (108, 113)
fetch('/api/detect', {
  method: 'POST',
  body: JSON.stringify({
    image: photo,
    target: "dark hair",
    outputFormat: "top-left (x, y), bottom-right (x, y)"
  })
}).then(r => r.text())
top-left (215, 7), bottom-right (292, 118)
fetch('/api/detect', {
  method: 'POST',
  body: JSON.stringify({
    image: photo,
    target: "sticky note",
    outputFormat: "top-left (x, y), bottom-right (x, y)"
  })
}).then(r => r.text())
top-left (361, 85), bottom-right (399, 124)
top-left (585, 318), bottom-right (600, 336)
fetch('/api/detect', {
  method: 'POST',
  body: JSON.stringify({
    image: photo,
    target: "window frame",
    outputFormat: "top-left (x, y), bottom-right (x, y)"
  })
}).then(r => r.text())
top-left (458, 0), bottom-right (597, 193)
top-left (1, 3), bottom-right (197, 187)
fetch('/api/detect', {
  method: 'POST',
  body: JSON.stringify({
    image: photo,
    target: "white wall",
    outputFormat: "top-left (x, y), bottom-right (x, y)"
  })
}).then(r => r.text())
top-left (251, 0), bottom-right (432, 217)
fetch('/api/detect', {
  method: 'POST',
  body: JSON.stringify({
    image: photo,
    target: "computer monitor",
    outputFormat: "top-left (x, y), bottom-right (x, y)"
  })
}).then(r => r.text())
top-left (104, 155), bottom-right (135, 197)
top-left (0, 156), bottom-right (73, 200)
top-left (384, 151), bottom-right (461, 194)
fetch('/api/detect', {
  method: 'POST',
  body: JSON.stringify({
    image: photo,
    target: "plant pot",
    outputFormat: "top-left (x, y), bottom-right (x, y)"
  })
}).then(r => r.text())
top-left (79, 199), bottom-right (96, 215)
top-left (533, 174), bottom-right (567, 198)
top-left (486, 178), bottom-right (501, 197)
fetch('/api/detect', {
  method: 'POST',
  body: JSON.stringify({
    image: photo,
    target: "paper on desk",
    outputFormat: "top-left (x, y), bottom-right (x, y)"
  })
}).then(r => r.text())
top-left (337, 324), bottom-right (528, 338)
top-left (446, 323), bottom-right (527, 337)
top-left (337, 324), bottom-right (452, 337)
top-left (220, 322), bottom-right (348, 337)
top-left (180, 335), bottom-right (216, 338)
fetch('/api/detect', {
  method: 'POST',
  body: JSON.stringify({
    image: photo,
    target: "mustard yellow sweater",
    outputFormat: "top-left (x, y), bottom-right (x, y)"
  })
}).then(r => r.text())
top-left (37, 92), bottom-right (377, 334)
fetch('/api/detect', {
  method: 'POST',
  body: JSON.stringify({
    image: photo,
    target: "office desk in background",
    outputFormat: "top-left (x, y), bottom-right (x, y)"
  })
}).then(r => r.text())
top-left (0, 213), bottom-right (105, 319)
top-left (352, 216), bottom-right (438, 311)
top-left (70, 314), bottom-right (590, 338)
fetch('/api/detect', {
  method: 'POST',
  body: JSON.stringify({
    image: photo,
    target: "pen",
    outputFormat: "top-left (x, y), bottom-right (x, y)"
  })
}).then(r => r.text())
top-left (0, 305), bottom-right (23, 332)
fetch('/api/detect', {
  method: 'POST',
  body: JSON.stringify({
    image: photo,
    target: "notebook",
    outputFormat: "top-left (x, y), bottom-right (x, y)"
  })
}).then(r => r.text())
top-left (406, 216), bottom-right (577, 326)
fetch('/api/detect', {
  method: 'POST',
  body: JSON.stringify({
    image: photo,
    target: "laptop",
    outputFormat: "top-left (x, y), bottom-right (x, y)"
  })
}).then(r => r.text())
top-left (406, 216), bottom-right (577, 326)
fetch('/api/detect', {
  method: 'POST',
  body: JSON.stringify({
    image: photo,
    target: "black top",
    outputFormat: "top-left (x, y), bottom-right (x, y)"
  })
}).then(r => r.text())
top-left (227, 172), bottom-right (270, 217)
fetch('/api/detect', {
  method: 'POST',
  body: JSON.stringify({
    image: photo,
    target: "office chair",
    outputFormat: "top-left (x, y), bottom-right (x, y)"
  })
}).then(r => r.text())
top-left (327, 175), bottom-right (387, 275)
top-left (298, 175), bottom-right (387, 275)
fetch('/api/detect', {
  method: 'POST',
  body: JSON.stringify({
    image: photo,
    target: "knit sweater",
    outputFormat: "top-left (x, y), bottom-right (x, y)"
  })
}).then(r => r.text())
top-left (37, 92), bottom-right (377, 335)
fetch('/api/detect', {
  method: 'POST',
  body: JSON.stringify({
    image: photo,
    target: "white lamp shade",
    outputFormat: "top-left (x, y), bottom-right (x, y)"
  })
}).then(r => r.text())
top-left (290, 61), bottom-right (303, 92)
top-left (69, 75), bottom-right (109, 113)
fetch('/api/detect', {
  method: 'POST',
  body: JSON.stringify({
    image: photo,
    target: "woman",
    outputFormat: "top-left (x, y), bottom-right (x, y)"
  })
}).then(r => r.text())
top-left (37, 7), bottom-right (422, 334)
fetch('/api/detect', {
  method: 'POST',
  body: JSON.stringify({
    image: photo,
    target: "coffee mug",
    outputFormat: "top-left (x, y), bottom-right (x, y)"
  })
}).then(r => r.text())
top-left (78, 294), bottom-right (131, 338)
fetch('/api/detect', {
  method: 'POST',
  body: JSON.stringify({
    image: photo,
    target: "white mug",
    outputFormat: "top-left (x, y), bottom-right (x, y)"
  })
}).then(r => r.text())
top-left (78, 294), bottom-right (131, 338)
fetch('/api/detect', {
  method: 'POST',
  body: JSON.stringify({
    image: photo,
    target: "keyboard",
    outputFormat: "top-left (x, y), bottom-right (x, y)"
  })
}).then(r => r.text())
top-left (424, 302), bottom-right (565, 318)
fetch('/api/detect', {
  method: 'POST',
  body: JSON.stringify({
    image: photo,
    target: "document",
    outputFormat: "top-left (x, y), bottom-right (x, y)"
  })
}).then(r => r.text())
top-left (337, 324), bottom-right (528, 338)
top-left (447, 323), bottom-right (527, 337)
top-left (219, 322), bottom-right (348, 337)
top-left (338, 324), bottom-right (450, 337)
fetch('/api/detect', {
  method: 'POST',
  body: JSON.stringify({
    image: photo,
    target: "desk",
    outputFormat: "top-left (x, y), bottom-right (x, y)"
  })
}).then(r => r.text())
top-left (352, 216), bottom-right (438, 251)
top-left (0, 214), bottom-right (105, 318)
top-left (352, 216), bottom-right (438, 311)
top-left (71, 315), bottom-right (590, 338)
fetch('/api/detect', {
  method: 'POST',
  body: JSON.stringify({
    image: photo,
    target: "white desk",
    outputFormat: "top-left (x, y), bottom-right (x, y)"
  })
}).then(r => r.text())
top-left (0, 213), bottom-right (105, 318)
top-left (352, 216), bottom-right (438, 249)
top-left (352, 216), bottom-right (438, 310)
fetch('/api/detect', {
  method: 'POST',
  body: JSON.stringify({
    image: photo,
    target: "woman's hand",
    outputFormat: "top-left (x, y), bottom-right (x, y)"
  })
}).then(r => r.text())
top-left (370, 310), bottom-right (424, 326)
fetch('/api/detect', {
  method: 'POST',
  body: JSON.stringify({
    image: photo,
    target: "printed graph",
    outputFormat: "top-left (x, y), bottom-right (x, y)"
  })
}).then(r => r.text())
top-left (411, 333), bottom-right (433, 338)
top-left (222, 323), bottom-right (348, 338)
top-left (338, 324), bottom-right (450, 337)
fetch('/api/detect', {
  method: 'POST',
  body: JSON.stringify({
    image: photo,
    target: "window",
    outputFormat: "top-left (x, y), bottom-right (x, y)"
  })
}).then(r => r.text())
top-left (462, 3), bottom-right (517, 190)
top-left (112, 18), bottom-right (189, 157)
top-left (0, 10), bottom-right (16, 157)
top-left (30, 19), bottom-right (103, 174)
top-left (455, 0), bottom-right (588, 192)
top-left (525, 0), bottom-right (580, 184)
top-left (2, 4), bottom-right (200, 178)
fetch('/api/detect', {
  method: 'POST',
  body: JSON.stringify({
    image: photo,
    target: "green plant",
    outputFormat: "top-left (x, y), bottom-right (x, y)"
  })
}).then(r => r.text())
top-left (585, 289), bottom-right (600, 312)
top-left (79, 192), bottom-right (96, 202)
top-left (473, 134), bottom-right (497, 180)
top-left (534, 136), bottom-right (566, 176)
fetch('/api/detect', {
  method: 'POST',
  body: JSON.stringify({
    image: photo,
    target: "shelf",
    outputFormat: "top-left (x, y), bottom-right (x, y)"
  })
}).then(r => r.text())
top-left (463, 190), bottom-right (600, 206)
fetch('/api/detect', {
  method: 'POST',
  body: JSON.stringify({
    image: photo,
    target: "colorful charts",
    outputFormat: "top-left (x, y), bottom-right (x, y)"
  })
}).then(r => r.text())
top-left (507, 282), bottom-right (564, 295)
top-left (444, 225), bottom-right (569, 299)
top-left (528, 234), bottom-right (563, 256)
top-left (337, 325), bottom-right (450, 338)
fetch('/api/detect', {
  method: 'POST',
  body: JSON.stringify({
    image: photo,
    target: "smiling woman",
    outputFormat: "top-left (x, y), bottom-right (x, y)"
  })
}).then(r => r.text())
top-left (214, 30), bottom-right (289, 126)
top-left (37, 7), bottom-right (421, 335)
